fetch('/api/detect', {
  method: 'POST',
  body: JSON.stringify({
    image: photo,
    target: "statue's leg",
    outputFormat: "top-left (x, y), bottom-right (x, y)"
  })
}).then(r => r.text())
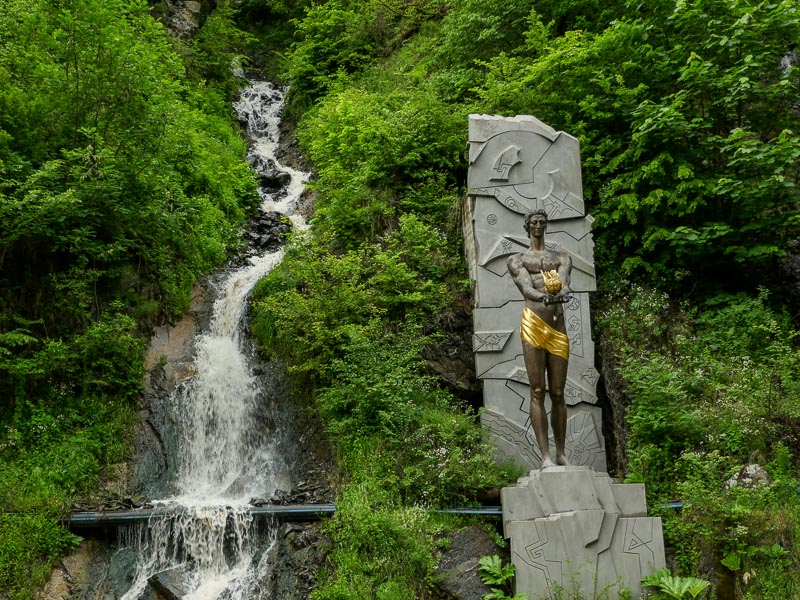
top-left (523, 342), bottom-right (552, 467)
top-left (547, 353), bottom-right (570, 465)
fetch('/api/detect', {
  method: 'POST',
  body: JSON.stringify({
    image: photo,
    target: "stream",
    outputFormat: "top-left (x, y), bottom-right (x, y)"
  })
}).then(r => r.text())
top-left (120, 81), bottom-right (309, 600)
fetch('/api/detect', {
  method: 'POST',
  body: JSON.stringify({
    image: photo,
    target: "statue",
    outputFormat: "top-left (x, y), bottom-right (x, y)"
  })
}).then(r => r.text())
top-left (506, 210), bottom-right (572, 468)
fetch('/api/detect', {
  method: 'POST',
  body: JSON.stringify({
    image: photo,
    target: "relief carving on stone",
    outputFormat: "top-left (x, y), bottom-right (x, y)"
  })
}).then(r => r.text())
top-left (466, 114), bottom-right (602, 473)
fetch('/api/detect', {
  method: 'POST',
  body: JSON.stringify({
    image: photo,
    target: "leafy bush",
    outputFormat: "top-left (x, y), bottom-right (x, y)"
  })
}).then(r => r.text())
top-left (474, 0), bottom-right (800, 286)
top-left (318, 324), bottom-right (509, 504)
top-left (311, 479), bottom-right (444, 599)
top-left (0, 515), bottom-right (80, 600)
top-left (286, 0), bottom-right (397, 111)
top-left (271, 0), bottom-right (800, 595)
top-left (641, 568), bottom-right (710, 600)
top-left (251, 216), bottom-right (451, 379)
top-left (478, 555), bottom-right (526, 600)
top-left (598, 285), bottom-right (800, 589)
top-left (298, 87), bottom-right (465, 247)
top-left (0, 1), bottom-right (259, 596)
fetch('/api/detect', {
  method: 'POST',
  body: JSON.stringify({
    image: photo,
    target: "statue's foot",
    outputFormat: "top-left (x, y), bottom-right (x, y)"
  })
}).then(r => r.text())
top-left (555, 454), bottom-right (571, 466)
top-left (541, 457), bottom-right (555, 469)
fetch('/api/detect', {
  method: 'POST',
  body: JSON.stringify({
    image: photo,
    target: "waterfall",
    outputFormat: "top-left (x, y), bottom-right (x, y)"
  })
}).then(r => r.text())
top-left (121, 81), bottom-right (308, 600)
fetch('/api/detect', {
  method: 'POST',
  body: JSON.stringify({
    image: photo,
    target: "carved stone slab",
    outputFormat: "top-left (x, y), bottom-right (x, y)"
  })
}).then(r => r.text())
top-left (481, 380), bottom-right (606, 472)
top-left (468, 115), bottom-right (585, 219)
top-left (466, 114), bottom-right (602, 472)
top-left (502, 467), bottom-right (665, 599)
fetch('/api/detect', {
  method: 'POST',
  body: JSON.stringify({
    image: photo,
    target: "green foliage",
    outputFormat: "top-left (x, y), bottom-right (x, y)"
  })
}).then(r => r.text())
top-left (0, 515), bottom-right (80, 600)
top-left (299, 86), bottom-right (465, 247)
top-left (286, 0), bottom-right (398, 111)
top-left (273, 0), bottom-right (800, 596)
top-left (478, 554), bottom-right (514, 586)
top-left (598, 285), bottom-right (800, 591)
top-left (310, 479), bottom-right (444, 599)
top-left (0, 1), bottom-right (258, 596)
top-left (252, 216), bottom-right (450, 377)
top-left (0, 0), bottom-right (258, 331)
top-left (473, 0), bottom-right (800, 287)
top-left (188, 0), bottom-right (254, 97)
top-left (478, 554), bottom-right (527, 600)
top-left (321, 324), bottom-right (509, 504)
top-left (642, 568), bottom-right (710, 600)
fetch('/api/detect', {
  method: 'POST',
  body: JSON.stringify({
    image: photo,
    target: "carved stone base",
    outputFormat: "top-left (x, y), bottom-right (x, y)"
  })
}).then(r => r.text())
top-left (501, 466), bottom-right (665, 599)
top-left (481, 400), bottom-right (606, 473)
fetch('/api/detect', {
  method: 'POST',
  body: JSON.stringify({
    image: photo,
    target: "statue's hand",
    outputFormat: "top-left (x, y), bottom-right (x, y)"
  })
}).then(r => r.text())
top-left (544, 293), bottom-right (570, 305)
top-left (523, 287), bottom-right (547, 303)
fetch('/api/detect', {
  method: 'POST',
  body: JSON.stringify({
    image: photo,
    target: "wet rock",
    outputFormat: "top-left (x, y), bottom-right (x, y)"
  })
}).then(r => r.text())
top-left (159, 0), bottom-right (209, 38)
top-left (436, 526), bottom-right (501, 600)
top-left (37, 540), bottom-right (135, 600)
top-left (247, 211), bottom-right (292, 254)
top-left (150, 566), bottom-right (190, 600)
top-left (257, 522), bottom-right (331, 599)
top-left (248, 154), bottom-right (292, 189)
top-left (260, 170), bottom-right (292, 189)
top-left (269, 489), bottom-right (291, 505)
top-left (249, 471), bottom-right (334, 509)
top-left (134, 283), bottom-right (212, 499)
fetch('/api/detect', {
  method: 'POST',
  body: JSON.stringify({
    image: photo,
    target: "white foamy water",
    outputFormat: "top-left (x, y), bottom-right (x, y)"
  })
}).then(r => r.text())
top-left (121, 82), bottom-right (309, 600)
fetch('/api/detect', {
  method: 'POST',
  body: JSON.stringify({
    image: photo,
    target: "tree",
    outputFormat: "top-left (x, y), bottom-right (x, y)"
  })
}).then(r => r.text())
top-left (475, 0), bottom-right (800, 289)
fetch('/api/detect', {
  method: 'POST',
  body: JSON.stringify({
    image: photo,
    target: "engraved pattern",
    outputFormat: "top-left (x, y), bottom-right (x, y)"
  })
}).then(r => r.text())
top-left (481, 410), bottom-right (540, 466)
top-left (568, 315), bottom-right (581, 331)
top-left (487, 213), bottom-right (498, 225)
top-left (564, 410), bottom-right (602, 466)
top-left (570, 332), bottom-right (583, 354)
top-left (522, 526), bottom-right (553, 581)
top-left (491, 145), bottom-right (522, 180)
top-left (567, 295), bottom-right (580, 311)
top-left (623, 520), bottom-right (656, 577)
top-left (543, 196), bottom-right (567, 218)
top-left (505, 197), bottom-right (518, 209)
top-left (510, 367), bottom-right (530, 384)
top-left (564, 383), bottom-right (583, 404)
top-left (473, 331), bottom-right (513, 352)
top-left (581, 368), bottom-right (599, 387)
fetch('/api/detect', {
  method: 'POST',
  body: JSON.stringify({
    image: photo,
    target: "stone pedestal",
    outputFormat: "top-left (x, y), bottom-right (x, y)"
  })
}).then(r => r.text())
top-left (502, 467), bottom-right (665, 599)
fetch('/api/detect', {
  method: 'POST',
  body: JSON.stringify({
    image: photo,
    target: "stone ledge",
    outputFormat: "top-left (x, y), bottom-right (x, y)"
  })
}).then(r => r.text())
top-left (502, 467), bottom-right (664, 599)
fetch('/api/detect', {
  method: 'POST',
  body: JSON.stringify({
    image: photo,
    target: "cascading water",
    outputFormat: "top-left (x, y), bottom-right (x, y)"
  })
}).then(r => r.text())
top-left (121, 81), bottom-right (308, 600)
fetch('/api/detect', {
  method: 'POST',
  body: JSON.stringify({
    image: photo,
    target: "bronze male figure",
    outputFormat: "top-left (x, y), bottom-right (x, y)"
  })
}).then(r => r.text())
top-left (506, 210), bottom-right (572, 468)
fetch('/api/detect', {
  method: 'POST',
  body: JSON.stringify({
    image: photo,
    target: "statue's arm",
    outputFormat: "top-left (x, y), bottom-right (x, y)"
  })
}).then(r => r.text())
top-left (559, 253), bottom-right (573, 294)
top-left (507, 255), bottom-right (545, 302)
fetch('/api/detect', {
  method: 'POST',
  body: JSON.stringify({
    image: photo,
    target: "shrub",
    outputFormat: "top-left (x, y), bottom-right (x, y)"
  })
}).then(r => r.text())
top-left (0, 515), bottom-right (80, 600)
top-left (310, 478), bottom-right (443, 599)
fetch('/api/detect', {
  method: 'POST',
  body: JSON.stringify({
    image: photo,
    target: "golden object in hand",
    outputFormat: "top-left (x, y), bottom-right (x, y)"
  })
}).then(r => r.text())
top-left (541, 270), bottom-right (562, 294)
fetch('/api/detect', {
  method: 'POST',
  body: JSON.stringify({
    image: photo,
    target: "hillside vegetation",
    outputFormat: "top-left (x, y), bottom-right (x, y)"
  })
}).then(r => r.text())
top-left (248, 0), bottom-right (800, 597)
top-left (0, 0), bottom-right (798, 598)
top-left (0, 0), bottom-right (256, 596)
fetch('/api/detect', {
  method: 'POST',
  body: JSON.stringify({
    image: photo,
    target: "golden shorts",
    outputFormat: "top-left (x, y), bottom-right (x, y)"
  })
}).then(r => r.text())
top-left (520, 306), bottom-right (570, 361)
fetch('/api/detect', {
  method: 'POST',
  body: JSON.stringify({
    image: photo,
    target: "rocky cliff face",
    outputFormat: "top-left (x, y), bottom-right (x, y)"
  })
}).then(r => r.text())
top-left (134, 283), bottom-right (212, 498)
top-left (155, 0), bottom-right (212, 38)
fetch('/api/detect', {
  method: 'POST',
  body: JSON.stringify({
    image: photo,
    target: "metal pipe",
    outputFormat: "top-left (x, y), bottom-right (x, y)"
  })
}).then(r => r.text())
top-left (60, 504), bottom-right (503, 529)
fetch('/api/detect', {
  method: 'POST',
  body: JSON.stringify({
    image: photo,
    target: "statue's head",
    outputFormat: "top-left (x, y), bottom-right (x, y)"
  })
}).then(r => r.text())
top-left (523, 209), bottom-right (548, 235)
